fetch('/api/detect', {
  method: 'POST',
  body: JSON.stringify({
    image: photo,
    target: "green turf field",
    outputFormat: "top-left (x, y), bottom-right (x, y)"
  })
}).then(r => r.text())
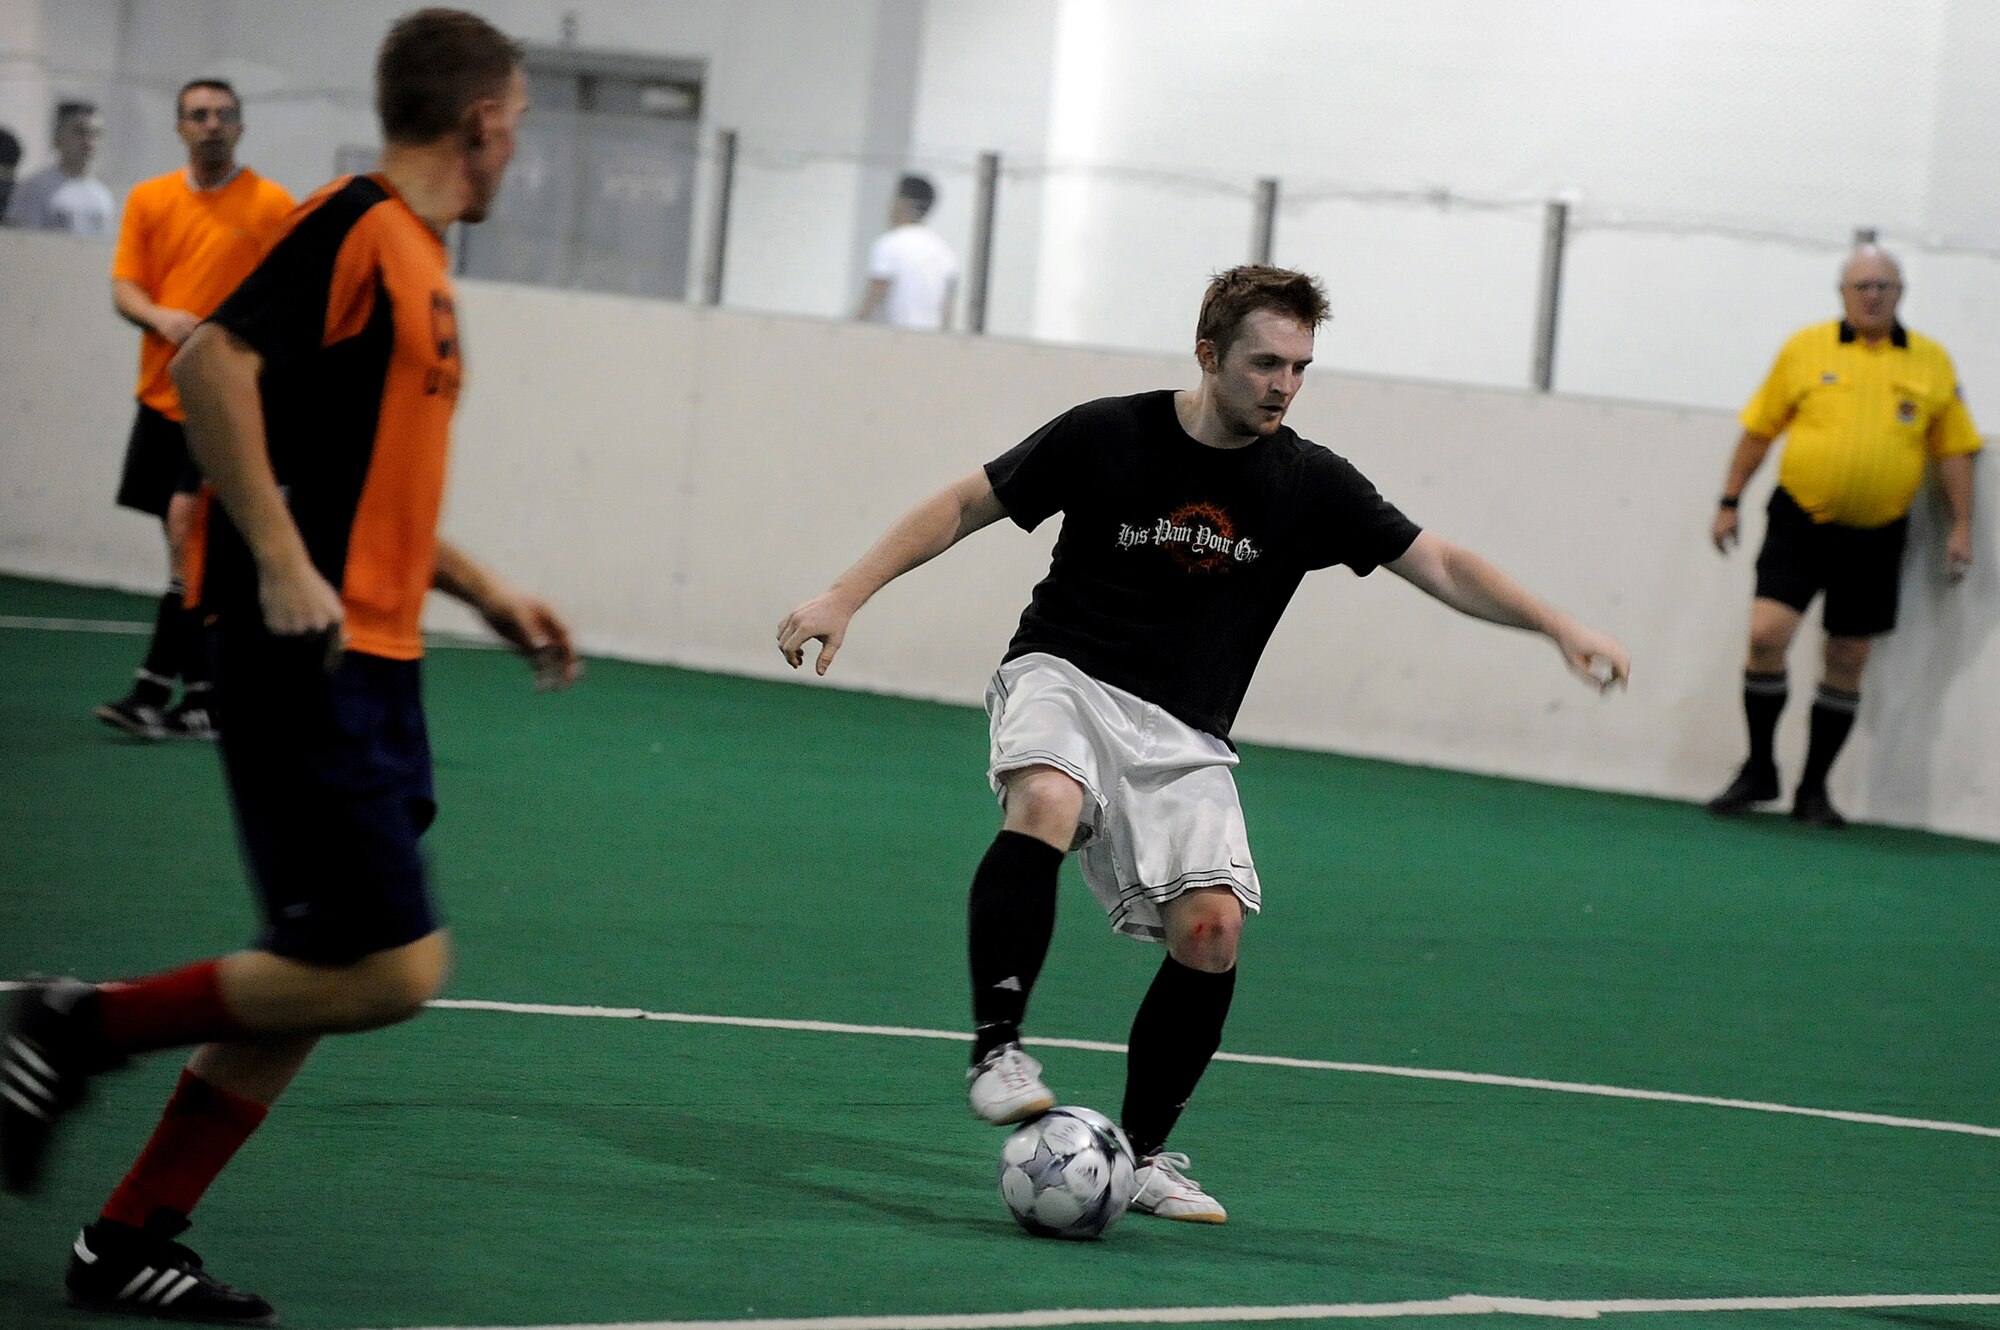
top-left (2, 574), bottom-right (1997, 1330)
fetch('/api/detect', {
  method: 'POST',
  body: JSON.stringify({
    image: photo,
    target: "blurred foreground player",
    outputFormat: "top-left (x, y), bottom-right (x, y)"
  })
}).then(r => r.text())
top-left (780, 265), bottom-right (1630, 1224)
top-left (98, 78), bottom-right (294, 740)
top-left (1, 12), bottom-right (578, 1324)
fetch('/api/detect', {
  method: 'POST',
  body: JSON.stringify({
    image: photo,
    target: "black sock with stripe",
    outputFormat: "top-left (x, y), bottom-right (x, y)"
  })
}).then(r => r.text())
top-left (1799, 685), bottom-right (1860, 791)
top-left (1743, 670), bottom-right (1788, 770)
top-left (967, 830), bottom-right (1063, 1064)
top-left (130, 584), bottom-right (192, 707)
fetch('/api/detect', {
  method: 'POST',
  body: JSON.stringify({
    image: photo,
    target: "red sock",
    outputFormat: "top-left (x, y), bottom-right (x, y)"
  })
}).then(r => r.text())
top-left (95, 960), bottom-right (242, 1054)
top-left (101, 1069), bottom-right (268, 1228)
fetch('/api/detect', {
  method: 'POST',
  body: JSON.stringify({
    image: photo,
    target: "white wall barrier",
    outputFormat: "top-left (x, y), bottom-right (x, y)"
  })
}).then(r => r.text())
top-left (3, 229), bottom-right (1995, 840)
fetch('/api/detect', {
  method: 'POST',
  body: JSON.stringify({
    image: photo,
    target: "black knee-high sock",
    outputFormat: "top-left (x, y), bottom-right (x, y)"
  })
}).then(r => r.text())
top-left (968, 830), bottom-right (1063, 1063)
top-left (179, 611), bottom-right (216, 703)
top-left (1122, 957), bottom-right (1236, 1159)
top-left (132, 583), bottom-right (190, 704)
top-left (1799, 685), bottom-right (1860, 791)
top-left (1743, 670), bottom-right (1788, 769)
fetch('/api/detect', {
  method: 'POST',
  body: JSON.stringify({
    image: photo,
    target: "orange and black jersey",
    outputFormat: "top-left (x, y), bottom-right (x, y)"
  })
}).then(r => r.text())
top-left (203, 174), bottom-right (463, 660)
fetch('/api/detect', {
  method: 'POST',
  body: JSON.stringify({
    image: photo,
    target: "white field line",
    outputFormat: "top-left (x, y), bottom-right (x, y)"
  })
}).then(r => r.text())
top-left (379, 1290), bottom-right (2000, 1330)
top-left (438, 997), bottom-right (2000, 1140)
top-left (0, 614), bottom-right (500, 648)
top-left (0, 982), bottom-right (1992, 1139)
top-left (0, 614), bottom-right (150, 635)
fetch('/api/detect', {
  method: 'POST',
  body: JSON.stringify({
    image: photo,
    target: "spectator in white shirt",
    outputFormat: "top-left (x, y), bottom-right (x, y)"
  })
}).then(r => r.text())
top-left (858, 174), bottom-right (958, 332)
top-left (5, 100), bottom-right (116, 235)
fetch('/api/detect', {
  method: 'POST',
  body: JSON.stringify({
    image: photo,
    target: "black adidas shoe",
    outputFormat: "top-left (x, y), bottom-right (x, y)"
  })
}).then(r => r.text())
top-left (1, 978), bottom-right (112, 1193)
top-left (97, 692), bottom-right (172, 740)
top-left (67, 1212), bottom-right (277, 1326)
top-left (163, 698), bottom-right (219, 741)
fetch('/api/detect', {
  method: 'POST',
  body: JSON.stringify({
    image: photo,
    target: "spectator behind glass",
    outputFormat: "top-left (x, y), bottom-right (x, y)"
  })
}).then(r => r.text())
top-left (857, 172), bottom-right (959, 331)
top-left (5, 100), bottom-right (116, 235)
top-left (0, 126), bottom-right (22, 219)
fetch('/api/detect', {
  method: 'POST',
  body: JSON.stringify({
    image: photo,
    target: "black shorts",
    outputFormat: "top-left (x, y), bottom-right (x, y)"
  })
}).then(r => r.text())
top-left (115, 403), bottom-right (203, 518)
top-left (1754, 487), bottom-right (1909, 638)
top-left (217, 627), bottom-right (440, 964)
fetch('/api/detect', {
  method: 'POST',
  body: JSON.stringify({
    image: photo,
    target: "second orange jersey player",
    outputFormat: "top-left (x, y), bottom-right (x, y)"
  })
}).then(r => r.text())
top-left (99, 77), bottom-right (294, 742)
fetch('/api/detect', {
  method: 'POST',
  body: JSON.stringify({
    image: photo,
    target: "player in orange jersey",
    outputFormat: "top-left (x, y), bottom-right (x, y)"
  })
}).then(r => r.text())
top-left (98, 78), bottom-right (294, 741)
top-left (4, 13), bottom-right (578, 1324)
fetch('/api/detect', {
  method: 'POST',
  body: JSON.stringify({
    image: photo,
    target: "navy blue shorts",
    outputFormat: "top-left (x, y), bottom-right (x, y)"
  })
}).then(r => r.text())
top-left (1754, 487), bottom-right (1909, 638)
top-left (217, 627), bottom-right (441, 964)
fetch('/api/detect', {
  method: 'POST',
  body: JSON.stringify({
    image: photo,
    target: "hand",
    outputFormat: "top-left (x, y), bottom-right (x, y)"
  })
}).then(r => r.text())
top-left (1711, 505), bottom-right (1739, 555)
top-left (1946, 526), bottom-right (1972, 585)
top-left (777, 590), bottom-right (859, 675)
top-left (257, 554), bottom-right (346, 671)
top-left (1552, 620), bottom-right (1631, 694)
top-left (151, 308), bottom-right (201, 346)
top-left (478, 589), bottom-right (581, 690)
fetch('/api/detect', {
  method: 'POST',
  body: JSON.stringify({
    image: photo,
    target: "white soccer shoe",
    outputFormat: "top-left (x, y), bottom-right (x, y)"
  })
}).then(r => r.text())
top-left (1131, 1151), bottom-right (1227, 1223)
top-left (966, 1041), bottom-right (1056, 1125)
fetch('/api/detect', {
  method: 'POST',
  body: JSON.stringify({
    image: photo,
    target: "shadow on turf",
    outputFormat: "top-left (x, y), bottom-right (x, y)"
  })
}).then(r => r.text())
top-left (550, 1103), bottom-right (1661, 1291)
top-left (560, 1104), bottom-right (1017, 1239)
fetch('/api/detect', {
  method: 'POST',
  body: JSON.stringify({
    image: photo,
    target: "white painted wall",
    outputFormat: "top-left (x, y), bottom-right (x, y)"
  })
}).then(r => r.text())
top-left (3, 231), bottom-right (1994, 840)
top-left (906, 0), bottom-right (2000, 403)
top-left (0, 0), bottom-right (48, 176)
top-left (11, 1), bottom-right (2000, 410)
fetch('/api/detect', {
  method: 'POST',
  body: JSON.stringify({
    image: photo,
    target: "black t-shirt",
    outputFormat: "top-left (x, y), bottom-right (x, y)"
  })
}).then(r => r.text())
top-left (985, 390), bottom-right (1421, 740)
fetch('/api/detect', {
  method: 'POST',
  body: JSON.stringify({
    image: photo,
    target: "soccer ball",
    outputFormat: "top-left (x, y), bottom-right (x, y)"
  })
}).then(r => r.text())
top-left (997, 1105), bottom-right (1137, 1239)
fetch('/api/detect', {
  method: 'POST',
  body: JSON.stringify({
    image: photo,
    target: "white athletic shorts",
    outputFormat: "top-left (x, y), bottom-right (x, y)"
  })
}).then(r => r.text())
top-left (984, 651), bottom-right (1262, 942)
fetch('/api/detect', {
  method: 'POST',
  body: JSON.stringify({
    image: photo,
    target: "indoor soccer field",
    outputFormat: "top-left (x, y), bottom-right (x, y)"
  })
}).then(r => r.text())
top-left (2, 573), bottom-right (1997, 1330)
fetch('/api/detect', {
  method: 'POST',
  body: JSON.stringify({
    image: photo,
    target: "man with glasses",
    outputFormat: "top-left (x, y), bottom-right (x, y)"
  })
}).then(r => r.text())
top-left (1707, 246), bottom-right (1980, 827)
top-left (97, 79), bottom-right (294, 740)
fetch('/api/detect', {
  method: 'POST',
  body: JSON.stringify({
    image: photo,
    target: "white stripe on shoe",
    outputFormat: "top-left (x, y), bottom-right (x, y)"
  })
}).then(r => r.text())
top-left (117, 1267), bottom-right (157, 1301)
top-left (1, 1084), bottom-right (50, 1120)
top-left (158, 1273), bottom-right (199, 1307)
top-left (8, 1036), bottom-right (55, 1080)
top-left (5, 1064), bottom-right (57, 1103)
top-left (142, 1268), bottom-right (183, 1302)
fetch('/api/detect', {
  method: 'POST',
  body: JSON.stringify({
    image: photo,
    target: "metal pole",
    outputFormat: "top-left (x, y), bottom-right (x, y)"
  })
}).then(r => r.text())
top-left (966, 151), bottom-right (1000, 334)
top-left (1251, 177), bottom-right (1279, 265)
top-left (702, 128), bottom-right (738, 306)
top-left (1530, 200), bottom-right (1569, 393)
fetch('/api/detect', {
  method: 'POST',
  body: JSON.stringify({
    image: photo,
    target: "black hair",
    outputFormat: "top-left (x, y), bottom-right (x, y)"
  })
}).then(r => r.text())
top-left (896, 173), bottom-right (937, 218)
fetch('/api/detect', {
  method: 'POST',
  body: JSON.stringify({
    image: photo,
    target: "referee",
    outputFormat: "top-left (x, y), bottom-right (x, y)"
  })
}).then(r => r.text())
top-left (1708, 245), bottom-right (1980, 827)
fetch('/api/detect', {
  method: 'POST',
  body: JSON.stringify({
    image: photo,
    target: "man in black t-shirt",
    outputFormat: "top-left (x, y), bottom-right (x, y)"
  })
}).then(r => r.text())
top-left (779, 265), bottom-right (1629, 1223)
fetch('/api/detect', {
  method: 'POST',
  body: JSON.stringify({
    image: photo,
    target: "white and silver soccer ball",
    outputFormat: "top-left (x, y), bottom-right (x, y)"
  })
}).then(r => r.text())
top-left (997, 1105), bottom-right (1137, 1239)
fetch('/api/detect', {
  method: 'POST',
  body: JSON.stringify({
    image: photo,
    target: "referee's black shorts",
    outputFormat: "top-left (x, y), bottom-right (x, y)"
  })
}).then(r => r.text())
top-left (1754, 486), bottom-right (1909, 638)
top-left (115, 403), bottom-right (203, 518)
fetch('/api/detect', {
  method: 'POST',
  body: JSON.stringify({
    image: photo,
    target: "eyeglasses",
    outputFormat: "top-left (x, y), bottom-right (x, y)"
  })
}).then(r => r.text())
top-left (1845, 280), bottom-right (1900, 295)
top-left (179, 107), bottom-right (241, 125)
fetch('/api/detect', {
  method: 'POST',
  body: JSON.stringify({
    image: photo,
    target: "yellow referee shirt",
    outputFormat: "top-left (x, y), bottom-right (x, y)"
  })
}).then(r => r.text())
top-left (1741, 319), bottom-right (1981, 528)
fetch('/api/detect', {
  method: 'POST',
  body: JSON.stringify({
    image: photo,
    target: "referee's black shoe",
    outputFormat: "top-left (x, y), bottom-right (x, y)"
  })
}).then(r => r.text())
top-left (1705, 761), bottom-right (1780, 816)
top-left (67, 1211), bottom-right (277, 1326)
top-left (1791, 784), bottom-right (1848, 830)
